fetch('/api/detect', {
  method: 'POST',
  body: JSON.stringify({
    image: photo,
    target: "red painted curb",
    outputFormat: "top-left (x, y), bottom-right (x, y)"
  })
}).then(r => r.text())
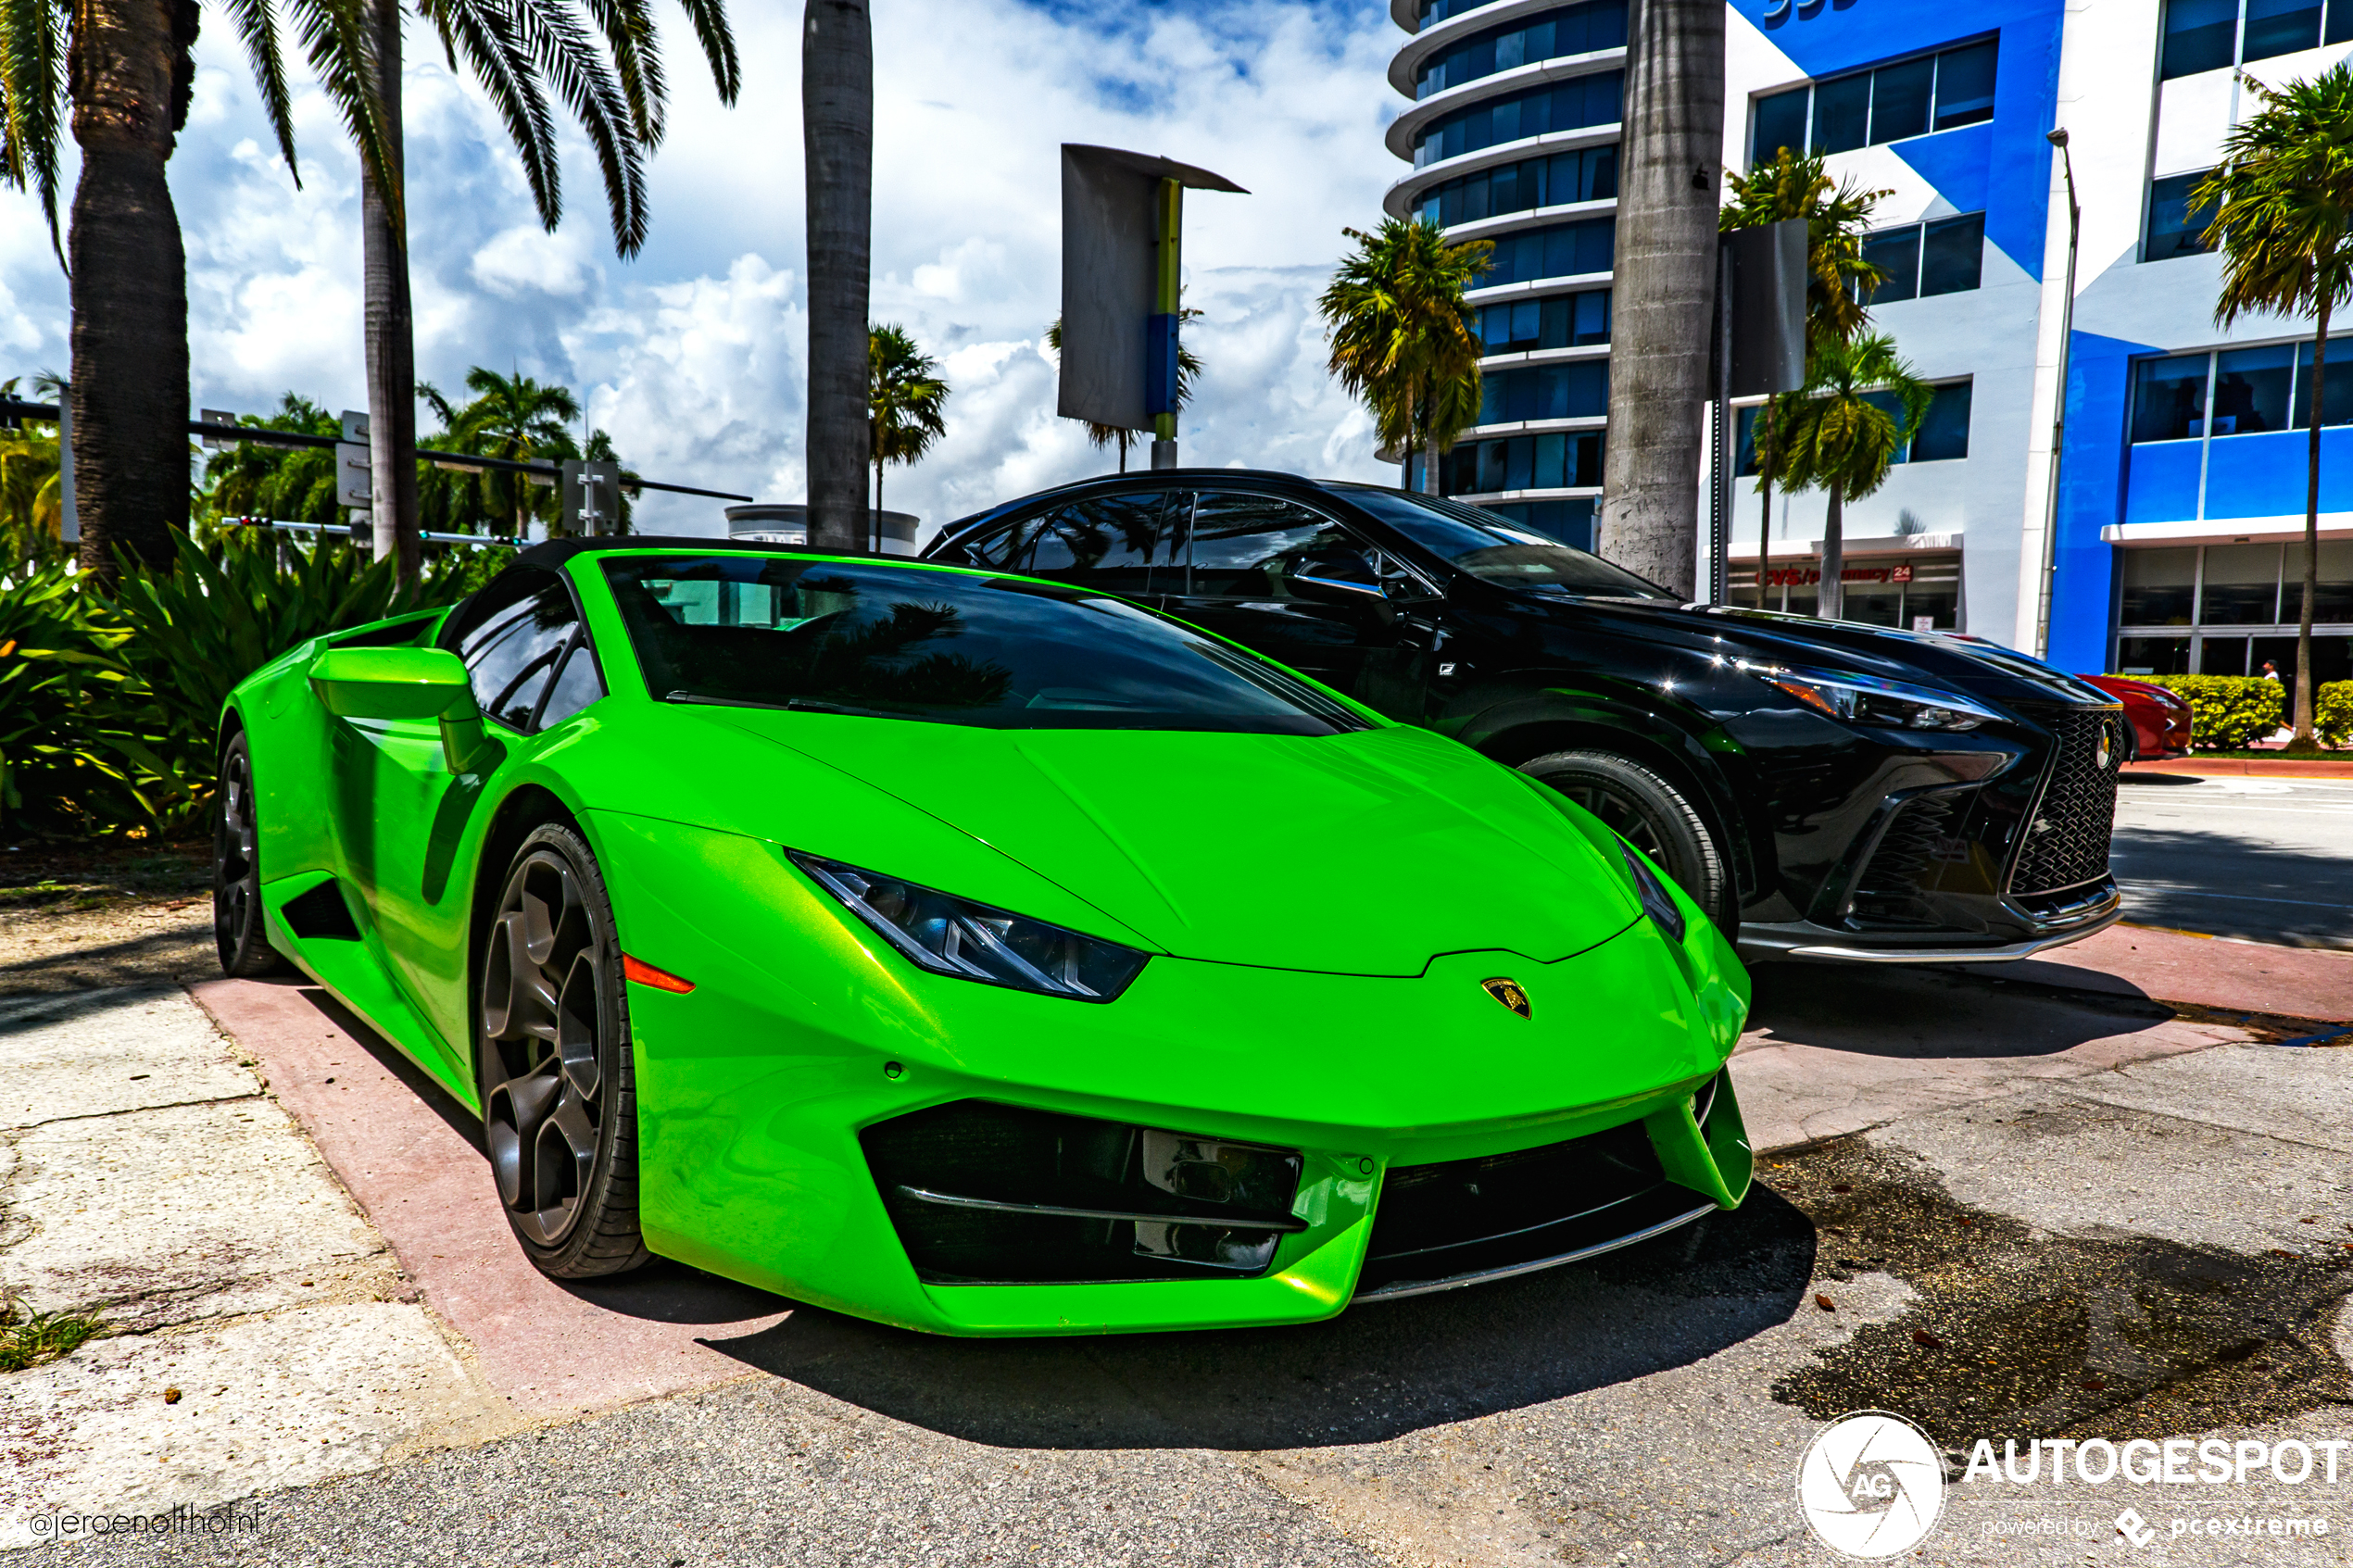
top-left (2125, 758), bottom-right (2353, 779)
top-left (188, 977), bottom-right (791, 1418)
top-left (1975, 924), bottom-right (2353, 1023)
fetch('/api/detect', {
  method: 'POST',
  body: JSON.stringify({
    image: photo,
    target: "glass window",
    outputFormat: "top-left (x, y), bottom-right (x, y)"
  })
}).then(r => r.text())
top-left (2210, 344), bottom-right (2295, 434)
top-left (2116, 634), bottom-right (2194, 674)
top-left (1163, 495), bottom-right (1355, 599)
top-left (1752, 86), bottom-right (1810, 166)
top-left (1339, 488), bottom-right (1674, 597)
top-left (2132, 355), bottom-right (2210, 443)
top-left (536, 639), bottom-right (606, 728)
top-left (2199, 635), bottom-right (2252, 675)
top-left (2242, 0), bottom-right (2322, 61)
top-left (1572, 289), bottom-right (1611, 344)
top-left (1861, 229), bottom-right (1920, 304)
top-left (2163, 0), bottom-right (2242, 78)
top-left (1869, 56), bottom-right (1935, 144)
top-left (1486, 220), bottom-right (1615, 286)
top-left (1416, 0), bottom-right (1627, 98)
top-left (2284, 539), bottom-right (2353, 621)
top-left (461, 583), bottom-right (581, 732)
top-left (2145, 171), bottom-right (2216, 261)
top-left (1415, 70), bottom-right (1625, 167)
top-left (603, 555), bottom-right (1368, 734)
top-left (1023, 494), bottom-right (1181, 596)
top-left (1932, 41), bottom-right (1998, 130)
top-left (2120, 547), bottom-right (2198, 626)
top-left (1919, 213), bottom-right (1983, 295)
top-left (2291, 338), bottom-right (2353, 426)
top-left (1910, 381), bottom-right (1972, 461)
top-left (2200, 542), bottom-right (2284, 625)
top-left (1813, 73), bottom-right (1871, 153)
top-left (2334, 0), bottom-right (2353, 42)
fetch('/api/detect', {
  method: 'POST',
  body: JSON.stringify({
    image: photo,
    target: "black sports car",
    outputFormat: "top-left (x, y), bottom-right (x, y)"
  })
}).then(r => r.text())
top-left (924, 470), bottom-right (2125, 963)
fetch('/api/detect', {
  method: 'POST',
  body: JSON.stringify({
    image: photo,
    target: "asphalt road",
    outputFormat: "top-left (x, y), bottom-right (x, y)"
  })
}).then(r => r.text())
top-left (2112, 774), bottom-right (2353, 949)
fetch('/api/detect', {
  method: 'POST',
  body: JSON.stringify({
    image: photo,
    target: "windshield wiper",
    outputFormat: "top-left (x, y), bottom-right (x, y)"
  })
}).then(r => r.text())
top-left (663, 691), bottom-right (907, 720)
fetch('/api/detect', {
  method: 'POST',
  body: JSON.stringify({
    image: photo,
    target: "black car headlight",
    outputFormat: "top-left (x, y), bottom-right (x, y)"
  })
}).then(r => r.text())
top-left (789, 852), bottom-right (1151, 1002)
top-left (1619, 842), bottom-right (1687, 945)
top-left (1757, 664), bottom-right (2004, 733)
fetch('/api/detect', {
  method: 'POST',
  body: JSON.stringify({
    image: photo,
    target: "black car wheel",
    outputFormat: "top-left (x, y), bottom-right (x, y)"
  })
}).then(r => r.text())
top-left (213, 734), bottom-right (287, 977)
top-left (478, 823), bottom-right (649, 1279)
top-left (1519, 749), bottom-right (1731, 927)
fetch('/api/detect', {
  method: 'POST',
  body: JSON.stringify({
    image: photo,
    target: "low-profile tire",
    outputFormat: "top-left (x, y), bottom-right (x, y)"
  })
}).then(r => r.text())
top-left (213, 733), bottom-right (288, 977)
top-left (477, 822), bottom-right (650, 1279)
top-left (1518, 748), bottom-right (1732, 928)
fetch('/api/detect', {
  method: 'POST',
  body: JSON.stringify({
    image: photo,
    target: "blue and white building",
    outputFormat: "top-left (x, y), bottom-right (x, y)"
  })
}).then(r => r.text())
top-left (1384, 0), bottom-right (2353, 684)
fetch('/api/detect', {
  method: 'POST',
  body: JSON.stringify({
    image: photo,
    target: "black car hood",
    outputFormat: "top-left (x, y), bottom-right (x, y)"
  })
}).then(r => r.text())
top-left (1511, 592), bottom-right (2113, 712)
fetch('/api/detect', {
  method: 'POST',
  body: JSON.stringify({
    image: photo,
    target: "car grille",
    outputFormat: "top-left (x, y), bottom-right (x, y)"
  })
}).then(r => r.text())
top-left (2007, 705), bottom-right (2123, 897)
top-left (1353, 1076), bottom-right (1721, 1300)
top-left (861, 1100), bottom-right (1304, 1285)
top-left (1850, 793), bottom-right (1962, 927)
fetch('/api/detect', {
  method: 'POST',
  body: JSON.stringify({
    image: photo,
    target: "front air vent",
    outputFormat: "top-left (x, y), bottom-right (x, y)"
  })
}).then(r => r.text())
top-left (860, 1100), bottom-right (1304, 1285)
top-left (280, 879), bottom-right (360, 940)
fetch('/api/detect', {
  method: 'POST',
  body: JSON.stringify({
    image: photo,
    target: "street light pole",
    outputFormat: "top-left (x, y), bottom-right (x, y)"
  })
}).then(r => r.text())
top-left (2032, 128), bottom-right (2081, 661)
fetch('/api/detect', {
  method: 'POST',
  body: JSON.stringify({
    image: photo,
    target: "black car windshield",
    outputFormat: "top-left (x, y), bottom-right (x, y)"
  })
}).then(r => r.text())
top-left (1337, 488), bottom-right (1677, 599)
top-left (600, 555), bottom-right (1371, 734)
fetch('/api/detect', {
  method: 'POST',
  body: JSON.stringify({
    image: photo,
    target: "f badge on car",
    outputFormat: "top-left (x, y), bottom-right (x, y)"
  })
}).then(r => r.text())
top-left (1481, 977), bottom-right (1531, 1019)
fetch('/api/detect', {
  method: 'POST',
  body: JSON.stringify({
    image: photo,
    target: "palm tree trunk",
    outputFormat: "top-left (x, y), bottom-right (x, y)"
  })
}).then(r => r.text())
top-left (803, 0), bottom-right (872, 555)
top-left (362, 0), bottom-right (420, 583)
top-left (1598, 0), bottom-right (1724, 597)
top-left (1423, 432), bottom-right (1441, 495)
top-left (873, 458), bottom-right (884, 552)
top-left (2296, 300), bottom-right (2329, 746)
top-left (69, 0), bottom-right (198, 580)
top-left (1819, 481), bottom-right (1844, 621)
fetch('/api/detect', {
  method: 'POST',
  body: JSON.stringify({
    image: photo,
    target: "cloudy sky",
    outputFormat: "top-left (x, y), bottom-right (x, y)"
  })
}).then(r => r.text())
top-left (0, 0), bottom-right (1411, 537)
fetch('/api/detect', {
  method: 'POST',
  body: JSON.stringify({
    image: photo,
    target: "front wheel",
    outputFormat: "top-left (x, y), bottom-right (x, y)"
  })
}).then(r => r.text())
top-left (477, 823), bottom-right (649, 1279)
top-left (1519, 748), bottom-right (1733, 930)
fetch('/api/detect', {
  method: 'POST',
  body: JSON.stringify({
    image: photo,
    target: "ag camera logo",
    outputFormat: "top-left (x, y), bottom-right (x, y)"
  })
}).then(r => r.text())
top-left (1798, 1411), bottom-right (1946, 1558)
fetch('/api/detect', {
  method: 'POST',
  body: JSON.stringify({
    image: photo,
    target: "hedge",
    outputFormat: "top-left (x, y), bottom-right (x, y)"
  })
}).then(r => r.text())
top-left (2321, 680), bottom-right (2353, 747)
top-left (2107, 673), bottom-right (2284, 750)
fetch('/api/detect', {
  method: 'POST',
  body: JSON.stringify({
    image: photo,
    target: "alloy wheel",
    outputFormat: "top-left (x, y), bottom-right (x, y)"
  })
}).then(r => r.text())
top-left (482, 848), bottom-right (609, 1247)
top-left (1557, 780), bottom-right (1669, 866)
top-left (213, 741), bottom-right (268, 972)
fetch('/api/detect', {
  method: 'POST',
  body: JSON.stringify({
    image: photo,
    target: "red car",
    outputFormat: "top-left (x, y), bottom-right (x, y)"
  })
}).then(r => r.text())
top-left (2082, 675), bottom-right (2193, 759)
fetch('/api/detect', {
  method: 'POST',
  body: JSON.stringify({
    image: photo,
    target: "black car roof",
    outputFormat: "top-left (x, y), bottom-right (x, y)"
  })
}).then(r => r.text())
top-left (935, 469), bottom-right (1362, 542)
top-left (517, 535), bottom-right (904, 568)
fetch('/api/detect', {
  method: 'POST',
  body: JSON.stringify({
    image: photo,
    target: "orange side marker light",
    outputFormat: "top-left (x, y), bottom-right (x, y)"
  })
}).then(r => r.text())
top-left (623, 955), bottom-right (696, 993)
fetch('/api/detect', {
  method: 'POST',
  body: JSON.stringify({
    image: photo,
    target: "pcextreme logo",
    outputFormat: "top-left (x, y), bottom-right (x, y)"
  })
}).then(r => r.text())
top-left (1797, 1411), bottom-right (1947, 1559)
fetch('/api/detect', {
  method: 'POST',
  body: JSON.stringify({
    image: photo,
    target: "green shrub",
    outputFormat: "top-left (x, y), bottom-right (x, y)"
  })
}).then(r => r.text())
top-left (0, 563), bottom-right (145, 834)
top-left (2110, 673), bottom-right (2284, 749)
top-left (2319, 680), bottom-right (2353, 748)
top-left (92, 532), bottom-right (492, 833)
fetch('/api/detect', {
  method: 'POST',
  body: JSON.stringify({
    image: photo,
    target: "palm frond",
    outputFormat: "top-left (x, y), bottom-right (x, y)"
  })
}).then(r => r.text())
top-left (581, 0), bottom-right (664, 147)
top-left (670, 0), bottom-right (739, 104)
top-left (0, 0), bottom-right (68, 263)
top-left (507, 0), bottom-right (648, 254)
top-left (283, 0), bottom-right (401, 228)
top-left (420, 0), bottom-right (563, 232)
top-left (218, 0), bottom-right (302, 186)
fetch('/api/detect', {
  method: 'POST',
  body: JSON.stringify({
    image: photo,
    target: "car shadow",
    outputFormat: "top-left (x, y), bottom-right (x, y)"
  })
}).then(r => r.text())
top-left (697, 1187), bottom-right (1817, 1450)
top-left (293, 982), bottom-right (490, 1156)
top-left (1742, 962), bottom-right (2171, 1061)
top-left (2118, 771), bottom-right (2207, 787)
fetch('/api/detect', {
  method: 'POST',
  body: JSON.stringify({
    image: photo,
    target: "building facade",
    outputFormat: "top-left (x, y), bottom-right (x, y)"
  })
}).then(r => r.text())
top-left (1383, 0), bottom-right (2353, 685)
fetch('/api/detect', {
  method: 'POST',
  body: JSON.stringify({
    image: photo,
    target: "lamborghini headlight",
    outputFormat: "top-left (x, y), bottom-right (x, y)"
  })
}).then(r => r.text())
top-left (1756, 664), bottom-right (2004, 732)
top-left (1619, 842), bottom-right (1687, 945)
top-left (789, 852), bottom-right (1151, 1002)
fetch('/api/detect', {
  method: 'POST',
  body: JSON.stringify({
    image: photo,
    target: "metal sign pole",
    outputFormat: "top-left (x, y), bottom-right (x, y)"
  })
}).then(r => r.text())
top-left (1150, 177), bottom-right (1182, 470)
top-left (1711, 240), bottom-right (1733, 607)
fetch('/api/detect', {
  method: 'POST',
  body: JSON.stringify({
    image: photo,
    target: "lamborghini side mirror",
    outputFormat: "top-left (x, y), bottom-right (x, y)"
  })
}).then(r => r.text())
top-left (308, 646), bottom-right (490, 772)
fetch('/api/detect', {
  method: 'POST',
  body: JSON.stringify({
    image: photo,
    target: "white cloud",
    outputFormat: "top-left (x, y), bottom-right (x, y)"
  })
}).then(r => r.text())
top-left (0, 0), bottom-right (1409, 535)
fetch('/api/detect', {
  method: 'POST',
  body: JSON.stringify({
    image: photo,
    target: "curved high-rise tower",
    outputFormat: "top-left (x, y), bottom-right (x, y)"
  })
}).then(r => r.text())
top-left (1383, 0), bottom-right (1628, 548)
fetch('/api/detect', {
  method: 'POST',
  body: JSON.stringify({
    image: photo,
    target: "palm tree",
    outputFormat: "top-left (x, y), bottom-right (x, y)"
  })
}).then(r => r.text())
top-left (1720, 149), bottom-right (1888, 608)
top-left (0, 0), bottom-right (393, 579)
top-left (1043, 307), bottom-right (1203, 472)
top-left (1601, 0), bottom-right (1724, 595)
top-left (1770, 332), bottom-right (1929, 621)
top-left (867, 324), bottom-right (949, 546)
top-left (1319, 218), bottom-right (1492, 495)
top-left (359, 0), bottom-right (741, 581)
top-left (2191, 63), bottom-right (2353, 750)
top-left (804, 0), bottom-right (872, 554)
top-left (200, 395), bottom-right (344, 528)
top-left (425, 369), bottom-right (582, 539)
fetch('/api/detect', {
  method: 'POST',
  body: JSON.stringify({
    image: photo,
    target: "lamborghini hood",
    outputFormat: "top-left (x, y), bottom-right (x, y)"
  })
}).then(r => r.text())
top-left (638, 709), bottom-right (1642, 978)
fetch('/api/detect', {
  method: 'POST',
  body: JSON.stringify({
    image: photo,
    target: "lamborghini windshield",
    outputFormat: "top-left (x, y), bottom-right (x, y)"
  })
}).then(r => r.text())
top-left (601, 554), bottom-right (1370, 734)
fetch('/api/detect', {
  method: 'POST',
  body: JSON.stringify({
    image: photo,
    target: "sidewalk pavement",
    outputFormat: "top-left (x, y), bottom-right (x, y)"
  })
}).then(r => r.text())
top-left (2128, 757), bottom-right (2353, 779)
